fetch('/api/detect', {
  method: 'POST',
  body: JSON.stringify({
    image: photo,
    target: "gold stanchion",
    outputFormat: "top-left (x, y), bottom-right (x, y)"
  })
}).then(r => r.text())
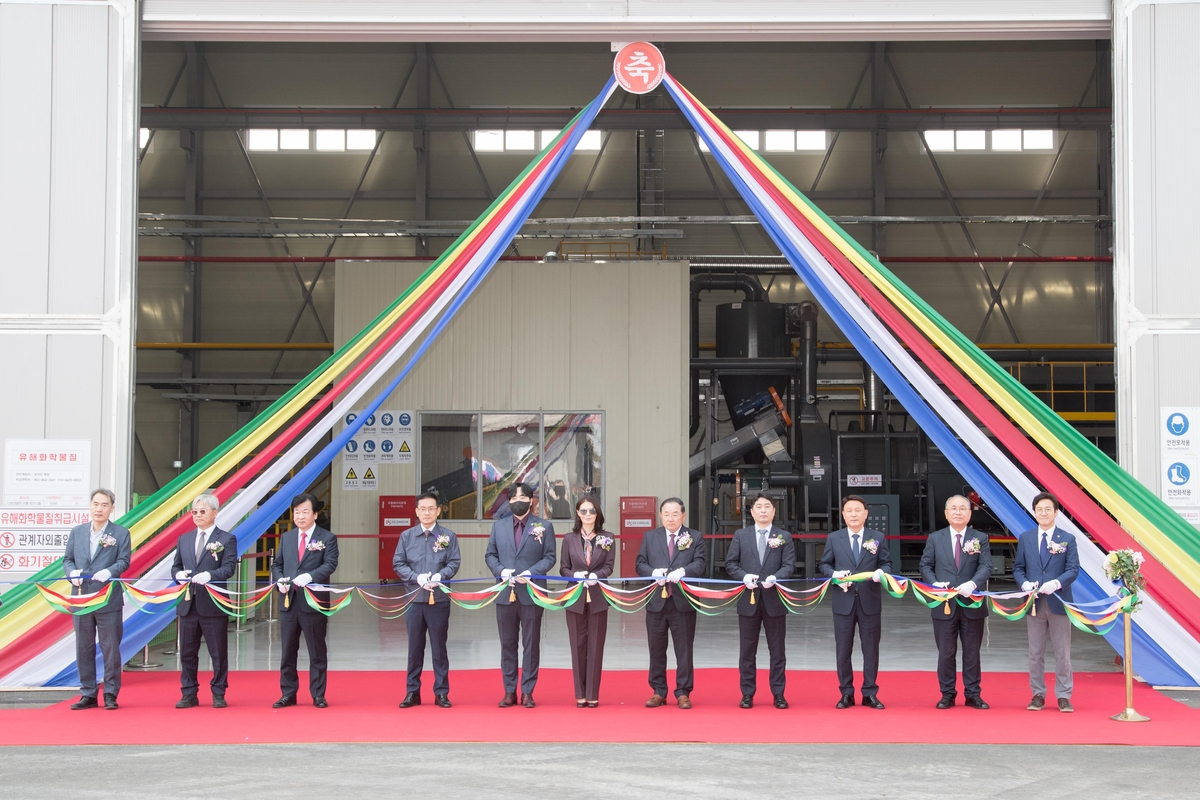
top-left (1112, 606), bottom-right (1150, 722)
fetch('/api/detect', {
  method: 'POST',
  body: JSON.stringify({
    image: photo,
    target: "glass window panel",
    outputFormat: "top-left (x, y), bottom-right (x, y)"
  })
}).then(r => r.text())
top-left (923, 130), bottom-right (954, 152)
top-left (1024, 129), bottom-right (1054, 150)
top-left (246, 129), bottom-right (278, 151)
top-left (955, 130), bottom-right (986, 150)
top-left (139, 128), bottom-right (151, 149)
top-left (576, 129), bottom-right (602, 150)
top-left (992, 129), bottom-right (1022, 151)
top-left (481, 413), bottom-right (542, 519)
top-left (734, 130), bottom-right (760, 150)
top-left (764, 130), bottom-right (794, 151)
top-left (794, 130), bottom-right (827, 151)
top-left (346, 129), bottom-right (377, 150)
top-left (279, 129), bottom-right (310, 150)
top-left (315, 129), bottom-right (345, 151)
top-left (540, 129), bottom-right (561, 148)
top-left (418, 413), bottom-right (480, 520)
top-left (697, 136), bottom-right (711, 152)
top-left (474, 130), bottom-right (504, 151)
top-left (540, 413), bottom-right (603, 521)
top-left (505, 130), bottom-right (536, 150)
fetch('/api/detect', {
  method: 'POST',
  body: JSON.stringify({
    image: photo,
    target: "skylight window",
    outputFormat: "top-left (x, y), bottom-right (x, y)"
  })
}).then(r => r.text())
top-left (1024, 130), bottom-right (1055, 150)
top-left (315, 129), bottom-right (344, 151)
top-left (764, 130), bottom-right (794, 152)
top-left (505, 130), bottom-right (536, 150)
top-left (795, 130), bottom-right (827, 151)
top-left (955, 130), bottom-right (986, 150)
top-left (280, 129), bottom-right (310, 150)
top-left (734, 130), bottom-right (760, 151)
top-left (991, 129), bottom-right (1023, 151)
top-left (346, 129), bottom-right (377, 150)
top-left (246, 129), bottom-right (279, 151)
top-left (923, 130), bottom-right (955, 152)
top-left (474, 130), bottom-right (504, 151)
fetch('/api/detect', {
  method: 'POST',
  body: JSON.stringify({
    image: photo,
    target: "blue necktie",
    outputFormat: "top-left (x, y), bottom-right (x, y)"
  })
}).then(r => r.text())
top-left (852, 533), bottom-right (861, 562)
top-left (1039, 532), bottom-right (1050, 567)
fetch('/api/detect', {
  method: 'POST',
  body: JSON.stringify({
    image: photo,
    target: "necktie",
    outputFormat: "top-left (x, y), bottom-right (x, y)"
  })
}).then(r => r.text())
top-left (513, 518), bottom-right (524, 552)
top-left (1040, 531), bottom-right (1049, 565)
top-left (298, 531), bottom-right (307, 562)
top-left (757, 529), bottom-right (768, 562)
top-left (667, 531), bottom-right (676, 561)
top-left (954, 533), bottom-right (962, 569)
top-left (852, 533), bottom-right (861, 561)
top-left (195, 529), bottom-right (206, 562)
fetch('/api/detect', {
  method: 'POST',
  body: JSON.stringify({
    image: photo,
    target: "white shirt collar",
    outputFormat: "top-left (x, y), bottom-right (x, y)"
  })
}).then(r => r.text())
top-left (198, 526), bottom-right (216, 538)
top-left (949, 526), bottom-right (967, 537)
top-left (665, 526), bottom-right (682, 537)
top-left (1038, 525), bottom-right (1055, 535)
top-left (91, 521), bottom-right (108, 534)
top-left (421, 525), bottom-right (435, 534)
top-left (847, 526), bottom-right (865, 537)
top-left (299, 525), bottom-right (316, 538)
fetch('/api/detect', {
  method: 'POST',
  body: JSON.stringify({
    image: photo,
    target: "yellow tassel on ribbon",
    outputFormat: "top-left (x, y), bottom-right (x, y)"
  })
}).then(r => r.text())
top-left (509, 586), bottom-right (516, 603)
top-left (428, 590), bottom-right (435, 605)
top-left (943, 601), bottom-right (950, 615)
top-left (750, 589), bottom-right (757, 605)
top-left (585, 587), bottom-right (591, 604)
top-left (284, 592), bottom-right (290, 609)
top-left (661, 585), bottom-right (669, 599)
top-left (184, 585), bottom-right (191, 603)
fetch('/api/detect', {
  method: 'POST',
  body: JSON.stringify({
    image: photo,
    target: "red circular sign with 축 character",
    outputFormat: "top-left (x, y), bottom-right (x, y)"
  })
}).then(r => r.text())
top-left (614, 42), bottom-right (665, 94)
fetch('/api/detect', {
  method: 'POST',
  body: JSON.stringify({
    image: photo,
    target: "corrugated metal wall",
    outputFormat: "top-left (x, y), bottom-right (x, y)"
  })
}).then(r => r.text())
top-left (0, 2), bottom-right (138, 509)
top-left (331, 260), bottom-right (689, 582)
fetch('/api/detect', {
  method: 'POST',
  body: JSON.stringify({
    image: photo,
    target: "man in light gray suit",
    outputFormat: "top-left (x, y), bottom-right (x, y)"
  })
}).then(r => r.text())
top-left (919, 495), bottom-right (993, 709)
top-left (63, 488), bottom-right (132, 710)
top-left (484, 482), bottom-right (557, 708)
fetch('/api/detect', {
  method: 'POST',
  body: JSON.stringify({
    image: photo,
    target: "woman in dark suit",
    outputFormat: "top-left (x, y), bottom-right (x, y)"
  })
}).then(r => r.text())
top-left (559, 494), bottom-right (616, 707)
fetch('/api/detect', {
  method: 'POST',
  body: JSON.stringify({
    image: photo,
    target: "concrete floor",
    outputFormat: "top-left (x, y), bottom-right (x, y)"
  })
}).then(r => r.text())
top-left (2, 743), bottom-right (1199, 797)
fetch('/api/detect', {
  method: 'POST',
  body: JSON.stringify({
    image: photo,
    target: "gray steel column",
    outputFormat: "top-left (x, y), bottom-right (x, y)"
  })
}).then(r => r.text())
top-left (1095, 40), bottom-right (1114, 345)
top-left (412, 44), bottom-right (430, 257)
top-left (871, 43), bottom-right (888, 256)
top-left (179, 42), bottom-right (204, 468)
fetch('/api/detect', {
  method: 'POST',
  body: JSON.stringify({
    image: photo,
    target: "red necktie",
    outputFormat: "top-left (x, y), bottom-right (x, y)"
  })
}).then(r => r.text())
top-left (298, 531), bottom-right (307, 562)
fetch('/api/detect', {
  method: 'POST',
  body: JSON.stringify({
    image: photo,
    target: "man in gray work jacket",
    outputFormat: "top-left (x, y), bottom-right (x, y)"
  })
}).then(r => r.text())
top-left (393, 491), bottom-right (461, 709)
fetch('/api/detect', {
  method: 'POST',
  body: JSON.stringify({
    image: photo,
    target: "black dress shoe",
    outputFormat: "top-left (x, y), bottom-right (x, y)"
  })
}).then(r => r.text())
top-left (70, 696), bottom-right (98, 710)
top-left (499, 692), bottom-right (517, 708)
top-left (835, 694), bottom-right (855, 709)
top-left (936, 694), bottom-right (956, 709)
top-left (521, 693), bottom-right (536, 708)
top-left (272, 696), bottom-right (297, 709)
top-left (399, 691), bottom-right (421, 708)
top-left (862, 696), bottom-right (885, 710)
top-left (313, 697), bottom-right (328, 709)
top-left (212, 695), bottom-right (227, 709)
top-left (965, 695), bottom-right (989, 710)
top-left (176, 695), bottom-right (199, 709)
top-left (774, 695), bottom-right (789, 710)
top-left (434, 694), bottom-right (452, 708)
top-left (103, 693), bottom-right (119, 710)
top-left (739, 695), bottom-right (753, 709)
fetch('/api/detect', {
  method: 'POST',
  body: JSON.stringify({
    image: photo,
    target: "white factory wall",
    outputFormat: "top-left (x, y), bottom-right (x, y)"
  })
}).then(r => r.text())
top-left (331, 260), bottom-right (689, 583)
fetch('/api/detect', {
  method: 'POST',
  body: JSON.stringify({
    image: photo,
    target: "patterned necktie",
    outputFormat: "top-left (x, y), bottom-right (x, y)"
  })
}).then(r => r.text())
top-left (298, 531), bottom-right (307, 562)
top-left (667, 531), bottom-right (676, 561)
top-left (852, 533), bottom-right (860, 561)
top-left (757, 529), bottom-right (768, 562)
top-left (954, 533), bottom-right (962, 569)
top-left (1040, 531), bottom-right (1049, 565)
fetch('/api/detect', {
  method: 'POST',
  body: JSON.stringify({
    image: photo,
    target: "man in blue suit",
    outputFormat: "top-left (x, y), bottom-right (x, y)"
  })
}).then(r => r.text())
top-left (1013, 491), bottom-right (1080, 712)
top-left (484, 482), bottom-right (556, 708)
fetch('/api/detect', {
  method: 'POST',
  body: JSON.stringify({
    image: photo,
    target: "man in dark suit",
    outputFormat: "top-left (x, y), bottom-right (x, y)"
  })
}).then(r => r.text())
top-left (819, 494), bottom-right (892, 709)
top-left (484, 482), bottom-right (556, 708)
top-left (635, 497), bottom-right (707, 709)
top-left (63, 488), bottom-right (132, 711)
top-left (394, 491), bottom-right (461, 709)
top-left (1013, 491), bottom-right (1080, 713)
top-left (725, 493), bottom-right (795, 709)
top-left (170, 491), bottom-right (238, 708)
top-left (270, 492), bottom-right (340, 708)
top-left (919, 494), bottom-right (993, 710)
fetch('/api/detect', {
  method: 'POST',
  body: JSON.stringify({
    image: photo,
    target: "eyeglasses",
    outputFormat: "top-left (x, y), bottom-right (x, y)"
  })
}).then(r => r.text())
top-left (578, 508), bottom-right (597, 515)
top-left (190, 509), bottom-right (208, 514)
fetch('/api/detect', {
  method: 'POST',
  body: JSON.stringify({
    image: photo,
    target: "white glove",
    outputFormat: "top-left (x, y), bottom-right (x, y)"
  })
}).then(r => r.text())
top-left (586, 572), bottom-right (598, 587)
top-left (69, 569), bottom-right (83, 587)
top-left (517, 570), bottom-right (532, 584)
top-left (761, 575), bottom-right (777, 589)
top-left (175, 570), bottom-right (191, 582)
top-left (276, 578), bottom-right (290, 593)
top-left (742, 574), bottom-right (760, 588)
top-left (417, 572), bottom-right (431, 586)
top-left (429, 573), bottom-right (443, 586)
top-left (500, 568), bottom-right (515, 580)
top-left (667, 568), bottom-right (686, 583)
top-left (1021, 581), bottom-right (1038, 593)
top-left (932, 581), bottom-right (950, 589)
top-left (191, 572), bottom-right (211, 586)
top-left (871, 569), bottom-right (884, 583)
top-left (832, 570), bottom-right (851, 580)
top-left (651, 567), bottom-right (668, 584)
top-left (573, 571), bottom-right (588, 579)
top-left (1038, 579), bottom-right (1061, 595)
top-left (93, 569), bottom-right (112, 583)
top-left (955, 581), bottom-right (976, 598)
top-left (293, 573), bottom-right (313, 588)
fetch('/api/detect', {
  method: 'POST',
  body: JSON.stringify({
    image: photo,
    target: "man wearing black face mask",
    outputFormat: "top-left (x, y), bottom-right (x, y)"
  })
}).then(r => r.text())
top-left (485, 482), bottom-right (557, 708)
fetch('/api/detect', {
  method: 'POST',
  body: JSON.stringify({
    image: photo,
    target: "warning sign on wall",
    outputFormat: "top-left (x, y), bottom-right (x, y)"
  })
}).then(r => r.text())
top-left (343, 466), bottom-right (361, 491)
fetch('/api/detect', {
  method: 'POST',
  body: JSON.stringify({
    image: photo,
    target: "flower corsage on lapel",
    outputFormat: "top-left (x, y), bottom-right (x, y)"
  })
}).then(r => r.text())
top-left (306, 539), bottom-right (326, 552)
top-left (595, 535), bottom-right (613, 551)
top-left (205, 541), bottom-right (225, 556)
top-left (1047, 538), bottom-right (1068, 555)
top-left (861, 538), bottom-right (879, 555)
top-left (768, 534), bottom-right (786, 549)
top-left (98, 533), bottom-right (117, 548)
top-left (962, 538), bottom-right (982, 556)
top-left (433, 533), bottom-right (450, 552)
top-left (676, 531), bottom-right (693, 551)
top-left (530, 523), bottom-right (546, 543)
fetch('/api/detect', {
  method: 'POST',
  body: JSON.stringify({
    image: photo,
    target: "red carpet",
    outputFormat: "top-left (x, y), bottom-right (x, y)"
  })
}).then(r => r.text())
top-left (1, 669), bottom-right (1195, 746)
